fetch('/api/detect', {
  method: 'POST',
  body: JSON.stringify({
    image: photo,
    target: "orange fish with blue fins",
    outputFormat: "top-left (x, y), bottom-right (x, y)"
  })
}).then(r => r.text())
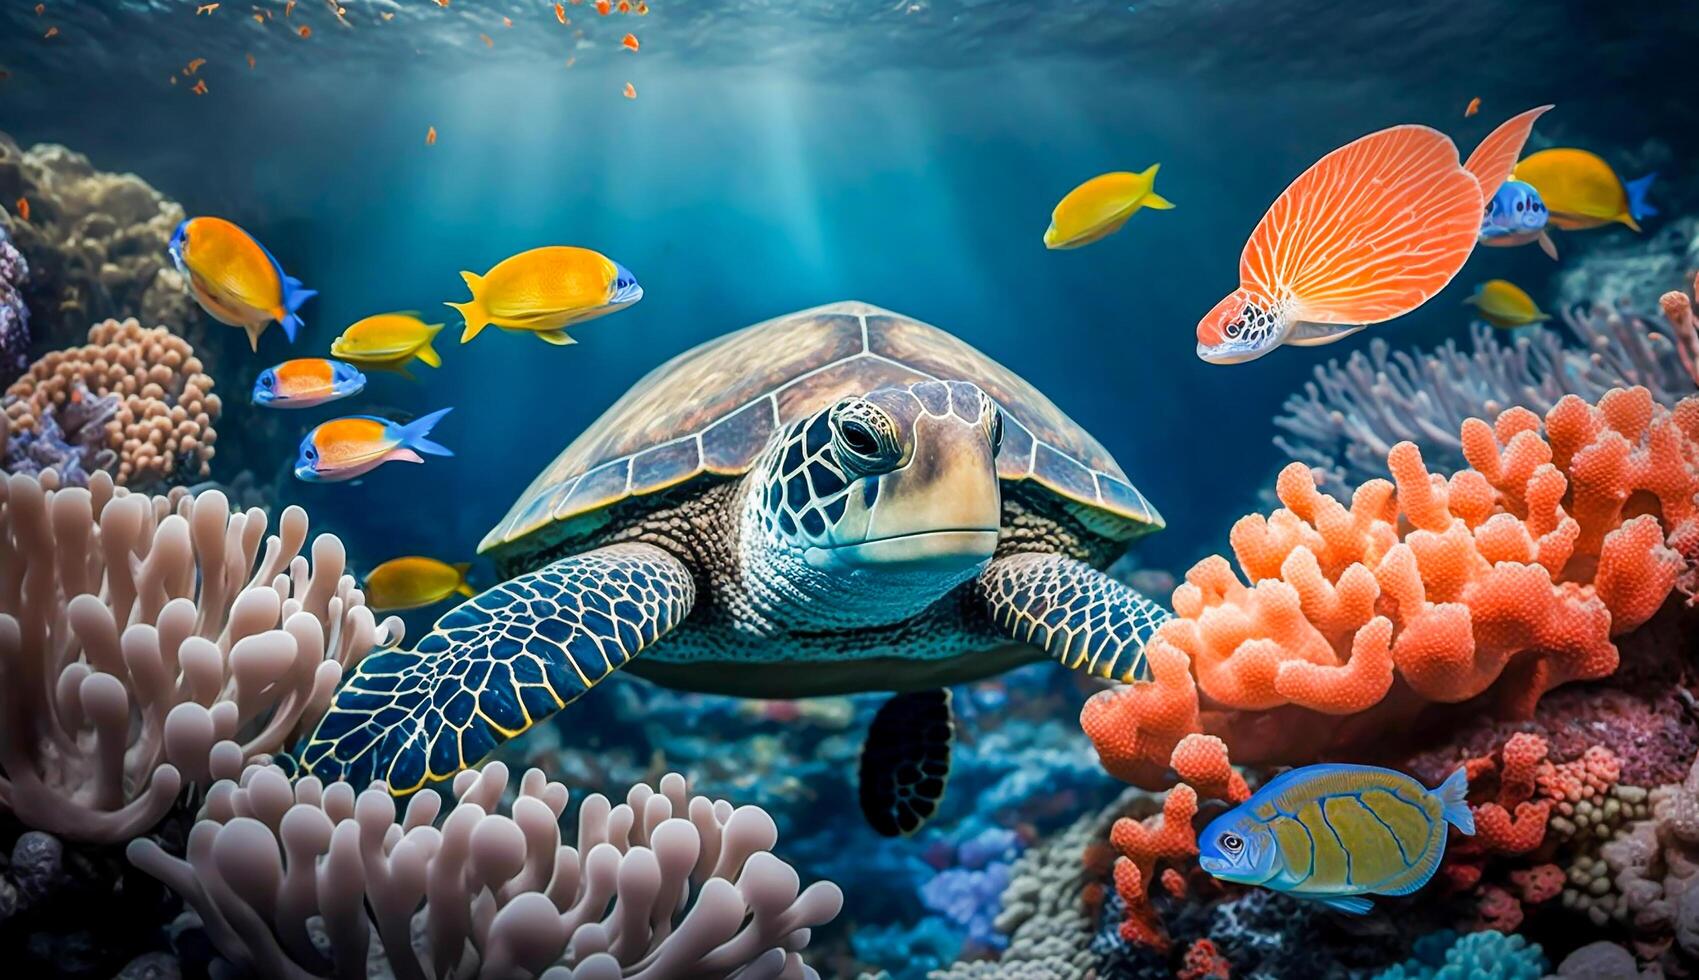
top-left (295, 407), bottom-right (454, 482)
top-left (169, 216), bottom-right (316, 351)
top-left (253, 358), bottom-right (366, 409)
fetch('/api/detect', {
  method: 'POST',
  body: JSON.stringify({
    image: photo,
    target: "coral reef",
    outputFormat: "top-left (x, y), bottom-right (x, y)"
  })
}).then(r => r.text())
top-left (2, 318), bottom-right (220, 488)
top-left (1555, 214), bottom-right (1699, 315)
top-left (1084, 387), bottom-right (1698, 787)
top-left (129, 763), bottom-right (844, 979)
top-left (1275, 316), bottom-right (1697, 493)
top-left (928, 788), bottom-right (1146, 979)
top-left (0, 470), bottom-right (399, 843)
top-left (1372, 929), bottom-right (1546, 979)
top-left (0, 133), bottom-right (202, 343)
top-left (0, 223), bottom-right (27, 388)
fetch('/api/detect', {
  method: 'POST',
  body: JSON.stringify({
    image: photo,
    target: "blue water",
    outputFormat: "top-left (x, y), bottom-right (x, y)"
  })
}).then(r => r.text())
top-left (3, 0), bottom-right (1689, 586)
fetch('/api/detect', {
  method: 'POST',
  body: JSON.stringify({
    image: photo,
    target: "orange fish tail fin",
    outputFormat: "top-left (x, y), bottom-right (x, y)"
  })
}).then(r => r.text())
top-left (451, 271), bottom-right (488, 343)
top-left (453, 561), bottom-right (475, 597)
top-left (1464, 105), bottom-right (1553, 203)
top-left (1242, 124), bottom-right (1481, 329)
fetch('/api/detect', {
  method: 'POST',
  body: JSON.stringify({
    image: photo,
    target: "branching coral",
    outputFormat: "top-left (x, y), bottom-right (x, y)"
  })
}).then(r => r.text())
top-left (1275, 313), bottom-right (1698, 492)
top-left (1662, 272), bottom-right (1699, 393)
top-left (128, 762), bottom-right (844, 979)
top-left (1084, 388), bottom-right (1698, 786)
top-left (0, 132), bottom-right (202, 341)
top-left (1602, 751), bottom-right (1699, 952)
top-left (0, 470), bottom-right (400, 842)
top-left (3, 317), bottom-right (220, 488)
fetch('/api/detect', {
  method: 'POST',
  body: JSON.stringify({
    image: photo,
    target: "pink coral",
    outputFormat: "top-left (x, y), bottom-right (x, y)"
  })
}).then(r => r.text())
top-left (1082, 388), bottom-right (1697, 785)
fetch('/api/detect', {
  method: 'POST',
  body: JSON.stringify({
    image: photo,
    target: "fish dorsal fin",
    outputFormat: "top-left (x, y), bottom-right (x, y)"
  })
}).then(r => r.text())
top-left (1463, 105), bottom-right (1553, 204)
top-left (1239, 124), bottom-right (1481, 327)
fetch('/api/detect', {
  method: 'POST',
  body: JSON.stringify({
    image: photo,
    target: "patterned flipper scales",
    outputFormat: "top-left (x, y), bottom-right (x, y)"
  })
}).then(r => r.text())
top-left (295, 543), bottom-right (695, 793)
top-left (859, 689), bottom-right (954, 837)
top-left (978, 553), bottom-right (1170, 683)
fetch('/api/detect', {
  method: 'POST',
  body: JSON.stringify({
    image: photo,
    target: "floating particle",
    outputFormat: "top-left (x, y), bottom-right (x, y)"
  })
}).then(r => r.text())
top-left (564, 55), bottom-right (576, 68)
top-left (623, 82), bottom-right (635, 98)
top-left (196, 2), bottom-right (220, 13)
top-left (170, 75), bottom-right (178, 85)
top-left (381, 10), bottom-right (394, 20)
top-left (34, 3), bottom-right (43, 14)
top-left (15, 198), bottom-right (29, 223)
top-left (596, 0), bottom-right (609, 14)
top-left (183, 57), bottom-right (206, 75)
top-left (246, 52), bottom-right (256, 68)
top-left (192, 78), bottom-right (208, 95)
top-left (426, 126), bottom-right (437, 145)
top-left (285, 0), bottom-right (295, 13)
top-left (479, 32), bottom-right (493, 47)
top-left (617, 0), bottom-right (630, 12)
top-left (297, 24), bottom-right (311, 37)
top-left (621, 32), bottom-right (638, 50)
top-left (0, 69), bottom-right (11, 81)
top-left (555, 3), bottom-right (567, 23)
top-left (502, 16), bottom-right (513, 27)
top-left (435, 0), bottom-right (449, 7)
top-left (1465, 96), bottom-right (1481, 117)
top-left (43, 26), bottom-right (57, 38)
top-left (636, 1), bottom-right (648, 13)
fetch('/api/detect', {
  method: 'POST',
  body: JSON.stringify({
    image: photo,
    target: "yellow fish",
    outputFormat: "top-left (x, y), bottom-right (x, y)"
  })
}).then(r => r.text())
top-left (363, 556), bottom-right (475, 612)
top-left (1043, 165), bottom-right (1174, 250)
top-left (169, 216), bottom-right (316, 350)
top-left (329, 313), bottom-right (446, 376)
top-left (447, 246), bottom-right (643, 346)
top-left (1465, 279), bottom-right (1550, 329)
top-left (1513, 148), bottom-right (1657, 232)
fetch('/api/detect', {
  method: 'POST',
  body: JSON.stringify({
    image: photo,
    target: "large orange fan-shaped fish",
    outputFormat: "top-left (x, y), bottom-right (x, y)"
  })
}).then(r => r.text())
top-left (1196, 106), bottom-right (1550, 364)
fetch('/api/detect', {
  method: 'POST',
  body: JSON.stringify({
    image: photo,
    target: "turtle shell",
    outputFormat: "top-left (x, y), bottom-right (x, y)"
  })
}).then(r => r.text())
top-left (482, 301), bottom-right (1162, 556)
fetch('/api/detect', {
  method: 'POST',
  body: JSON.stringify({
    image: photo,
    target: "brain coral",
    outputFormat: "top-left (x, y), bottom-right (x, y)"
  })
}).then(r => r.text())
top-left (3, 317), bottom-right (220, 488)
top-left (0, 470), bottom-right (400, 842)
top-left (1083, 387), bottom-right (1699, 787)
top-left (128, 763), bottom-right (844, 980)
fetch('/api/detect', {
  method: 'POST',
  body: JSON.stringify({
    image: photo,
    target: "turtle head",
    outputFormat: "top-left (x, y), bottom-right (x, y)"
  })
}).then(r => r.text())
top-left (756, 380), bottom-right (1003, 580)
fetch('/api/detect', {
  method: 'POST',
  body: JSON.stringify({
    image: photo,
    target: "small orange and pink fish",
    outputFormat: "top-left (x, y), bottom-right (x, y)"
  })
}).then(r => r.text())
top-left (169, 216), bottom-right (316, 351)
top-left (252, 358), bottom-right (366, 409)
top-left (295, 407), bottom-right (453, 482)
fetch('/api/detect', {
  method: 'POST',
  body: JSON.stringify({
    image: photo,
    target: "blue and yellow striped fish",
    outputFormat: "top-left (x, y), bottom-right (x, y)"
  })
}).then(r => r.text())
top-left (1197, 764), bottom-right (1473, 914)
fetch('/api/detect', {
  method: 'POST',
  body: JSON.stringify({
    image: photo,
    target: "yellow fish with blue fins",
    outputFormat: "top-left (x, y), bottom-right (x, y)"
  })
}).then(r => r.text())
top-left (1513, 148), bottom-right (1656, 232)
top-left (447, 245), bottom-right (643, 346)
top-left (1198, 764), bottom-right (1473, 914)
top-left (169, 216), bottom-right (316, 351)
top-left (1043, 165), bottom-right (1174, 250)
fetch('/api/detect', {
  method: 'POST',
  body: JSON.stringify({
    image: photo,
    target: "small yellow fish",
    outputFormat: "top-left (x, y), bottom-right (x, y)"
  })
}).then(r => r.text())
top-left (1043, 165), bottom-right (1173, 250)
top-left (1513, 148), bottom-right (1657, 232)
top-left (363, 556), bottom-right (475, 611)
top-left (329, 312), bottom-right (446, 376)
top-left (448, 246), bottom-right (643, 346)
top-left (1465, 279), bottom-right (1550, 329)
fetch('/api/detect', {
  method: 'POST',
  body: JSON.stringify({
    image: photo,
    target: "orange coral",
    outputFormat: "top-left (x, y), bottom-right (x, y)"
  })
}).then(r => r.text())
top-left (1179, 937), bottom-right (1232, 980)
top-left (1082, 388), bottom-right (1696, 784)
top-left (1170, 733), bottom-right (1250, 803)
top-left (3, 318), bottom-right (219, 487)
top-left (1107, 783), bottom-right (1199, 950)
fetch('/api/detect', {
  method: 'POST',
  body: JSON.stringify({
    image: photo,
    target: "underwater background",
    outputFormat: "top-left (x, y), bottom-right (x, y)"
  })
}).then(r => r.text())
top-left (1, 1), bottom-right (1698, 978)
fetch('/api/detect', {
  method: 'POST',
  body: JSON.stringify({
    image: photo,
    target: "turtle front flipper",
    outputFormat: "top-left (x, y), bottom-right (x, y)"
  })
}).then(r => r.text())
top-left (859, 689), bottom-right (954, 837)
top-left (977, 553), bottom-right (1170, 683)
top-left (296, 542), bottom-right (695, 793)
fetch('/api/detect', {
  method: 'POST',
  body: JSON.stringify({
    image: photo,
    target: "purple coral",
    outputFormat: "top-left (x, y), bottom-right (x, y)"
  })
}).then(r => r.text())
top-left (128, 763), bottom-right (843, 979)
top-left (0, 224), bottom-right (28, 388)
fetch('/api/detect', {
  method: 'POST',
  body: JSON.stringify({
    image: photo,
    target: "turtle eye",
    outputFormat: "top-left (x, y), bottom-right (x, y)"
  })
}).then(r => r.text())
top-left (985, 404), bottom-right (1004, 455)
top-left (830, 400), bottom-right (901, 475)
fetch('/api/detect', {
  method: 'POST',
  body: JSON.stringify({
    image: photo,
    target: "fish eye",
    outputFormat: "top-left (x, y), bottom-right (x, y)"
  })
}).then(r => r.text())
top-left (1221, 833), bottom-right (1244, 853)
top-left (305, 448), bottom-right (317, 460)
top-left (261, 374), bottom-right (274, 387)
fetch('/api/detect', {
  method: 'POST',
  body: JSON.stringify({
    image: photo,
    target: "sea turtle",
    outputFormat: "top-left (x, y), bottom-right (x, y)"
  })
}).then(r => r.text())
top-left (298, 301), bottom-right (1169, 835)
